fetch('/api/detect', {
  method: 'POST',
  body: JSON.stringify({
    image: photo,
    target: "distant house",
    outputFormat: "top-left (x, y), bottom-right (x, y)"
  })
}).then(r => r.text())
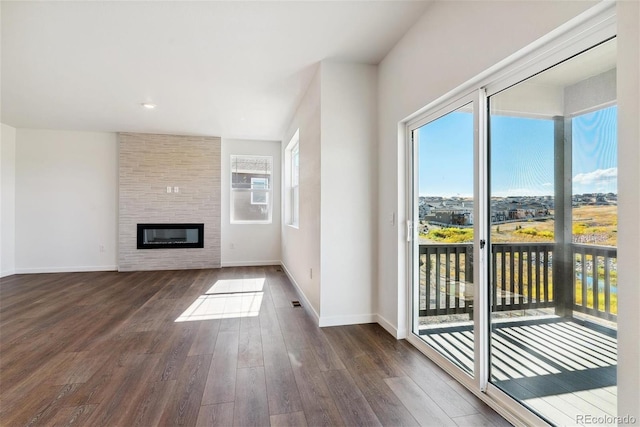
top-left (426, 207), bottom-right (473, 226)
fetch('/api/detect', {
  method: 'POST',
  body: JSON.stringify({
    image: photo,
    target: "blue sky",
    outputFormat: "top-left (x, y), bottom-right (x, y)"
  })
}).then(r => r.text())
top-left (418, 106), bottom-right (617, 197)
top-left (572, 106), bottom-right (618, 195)
top-left (417, 110), bottom-right (473, 198)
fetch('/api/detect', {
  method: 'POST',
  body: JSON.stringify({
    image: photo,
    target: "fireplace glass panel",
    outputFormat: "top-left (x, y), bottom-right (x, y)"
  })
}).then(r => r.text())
top-left (137, 224), bottom-right (204, 249)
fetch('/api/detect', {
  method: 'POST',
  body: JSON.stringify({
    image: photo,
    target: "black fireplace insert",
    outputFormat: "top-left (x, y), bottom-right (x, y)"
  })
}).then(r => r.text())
top-left (137, 223), bottom-right (204, 249)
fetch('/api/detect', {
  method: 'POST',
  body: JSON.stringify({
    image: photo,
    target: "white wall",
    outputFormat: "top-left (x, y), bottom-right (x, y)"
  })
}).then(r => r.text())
top-left (222, 138), bottom-right (281, 267)
top-left (281, 62), bottom-right (379, 325)
top-left (616, 0), bottom-right (640, 420)
top-left (377, 0), bottom-right (598, 338)
top-left (281, 66), bottom-right (322, 320)
top-left (319, 61), bottom-right (378, 326)
top-left (15, 129), bottom-right (118, 273)
top-left (1, 123), bottom-right (17, 277)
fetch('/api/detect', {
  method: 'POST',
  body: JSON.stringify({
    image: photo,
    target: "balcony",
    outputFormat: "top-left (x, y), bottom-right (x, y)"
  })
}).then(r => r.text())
top-left (418, 242), bottom-right (617, 424)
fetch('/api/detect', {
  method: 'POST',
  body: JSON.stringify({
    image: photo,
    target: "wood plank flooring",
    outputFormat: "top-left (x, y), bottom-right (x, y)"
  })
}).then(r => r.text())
top-left (0, 266), bottom-right (510, 426)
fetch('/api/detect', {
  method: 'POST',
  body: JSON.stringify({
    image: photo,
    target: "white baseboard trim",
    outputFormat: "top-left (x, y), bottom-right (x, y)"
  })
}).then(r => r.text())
top-left (1, 269), bottom-right (16, 278)
top-left (221, 260), bottom-right (281, 267)
top-left (319, 313), bottom-right (377, 328)
top-left (15, 265), bottom-right (118, 274)
top-left (396, 327), bottom-right (408, 339)
top-left (279, 262), bottom-right (320, 325)
top-left (376, 314), bottom-right (401, 338)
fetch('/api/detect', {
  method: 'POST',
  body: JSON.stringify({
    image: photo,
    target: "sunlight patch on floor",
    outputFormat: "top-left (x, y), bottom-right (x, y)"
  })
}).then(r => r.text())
top-left (205, 278), bottom-right (265, 294)
top-left (176, 278), bottom-right (266, 322)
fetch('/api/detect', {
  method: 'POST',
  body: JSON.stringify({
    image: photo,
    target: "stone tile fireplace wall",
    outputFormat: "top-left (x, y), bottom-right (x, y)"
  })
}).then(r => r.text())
top-left (118, 133), bottom-right (221, 271)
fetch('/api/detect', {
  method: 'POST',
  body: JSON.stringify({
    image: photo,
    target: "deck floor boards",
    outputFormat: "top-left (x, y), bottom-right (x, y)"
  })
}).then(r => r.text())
top-left (421, 317), bottom-right (617, 426)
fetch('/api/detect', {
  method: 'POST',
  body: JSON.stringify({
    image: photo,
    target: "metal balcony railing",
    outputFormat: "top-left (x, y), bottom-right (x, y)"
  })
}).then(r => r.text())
top-left (572, 243), bottom-right (617, 322)
top-left (419, 242), bottom-right (617, 322)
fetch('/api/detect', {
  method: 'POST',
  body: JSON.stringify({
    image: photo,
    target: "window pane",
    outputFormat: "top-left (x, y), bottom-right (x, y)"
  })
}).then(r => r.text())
top-left (292, 186), bottom-right (299, 226)
top-left (231, 156), bottom-right (272, 189)
top-left (231, 191), bottom-right (271, 222)
top-left (286, 138), bottom-right (300, 227)
top-left (231, 155), bottom-right (272, 223)
top-left (292, 144), bottom-right (299, 187)
top-left (414, 103), bottom-right (475, 377)
top-left (488, 38), bottom-right (617, 426)
top-left (572, 106), bottom-right (617, 247)
top-left (251, 189), bottom-right (269, 205)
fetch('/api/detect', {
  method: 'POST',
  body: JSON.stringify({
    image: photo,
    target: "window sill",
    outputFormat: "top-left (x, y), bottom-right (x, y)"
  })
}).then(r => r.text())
top-left (231, 221), bottom-right (272, 225)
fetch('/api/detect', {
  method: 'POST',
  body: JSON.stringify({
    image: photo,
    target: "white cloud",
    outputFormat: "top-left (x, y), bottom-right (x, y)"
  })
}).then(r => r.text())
top-left (573, 168), bottom-right (617, 185)
top-left (492, 188), bottom-right (553, 197)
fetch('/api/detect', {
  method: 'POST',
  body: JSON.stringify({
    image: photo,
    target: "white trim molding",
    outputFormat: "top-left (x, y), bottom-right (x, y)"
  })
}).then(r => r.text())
top-left (15, 265), bottom-right (118, 274)
top-left (376, 314), bottom-right (407, 339)
top-left (280, 262), bottom-right (320, 325)
top-left (221, 260), bottom-right (281, 268)
top-left (1, 269), bottom-right (16, 278)
top-left (319, 313), bottom-right (377, 328)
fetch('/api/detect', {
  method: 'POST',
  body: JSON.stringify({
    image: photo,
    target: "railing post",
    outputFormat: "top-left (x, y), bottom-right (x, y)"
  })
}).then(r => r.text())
top-left (553, 116), bottom-right (574, 318)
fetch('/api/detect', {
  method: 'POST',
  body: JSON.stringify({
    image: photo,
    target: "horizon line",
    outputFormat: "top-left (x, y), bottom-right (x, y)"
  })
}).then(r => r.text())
top-left (419, 192), bottom-right (617, 198)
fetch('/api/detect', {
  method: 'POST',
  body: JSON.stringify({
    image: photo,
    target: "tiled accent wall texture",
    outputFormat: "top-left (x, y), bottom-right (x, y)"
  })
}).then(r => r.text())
top-left (119, 133), bottom-right (221, 271)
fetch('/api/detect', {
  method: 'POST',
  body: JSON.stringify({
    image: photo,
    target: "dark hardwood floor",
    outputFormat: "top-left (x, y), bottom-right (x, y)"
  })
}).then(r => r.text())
top-left (0, 266), bottom-right (510, 426)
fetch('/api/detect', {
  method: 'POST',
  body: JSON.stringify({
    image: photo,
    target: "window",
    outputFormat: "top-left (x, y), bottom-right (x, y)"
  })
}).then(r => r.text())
top-left (230, 155), bottom-right (272, 223)
top-left (250, 177), bottom-right (269, 205)
top-left (290, 143), bottom-right (299, 225)
top-left (285, 131), bottom-right (299, 227)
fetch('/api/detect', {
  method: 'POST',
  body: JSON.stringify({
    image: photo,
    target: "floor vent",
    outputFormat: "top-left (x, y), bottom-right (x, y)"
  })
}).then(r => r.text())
top-left (291, 300), bottom-right (302, 307)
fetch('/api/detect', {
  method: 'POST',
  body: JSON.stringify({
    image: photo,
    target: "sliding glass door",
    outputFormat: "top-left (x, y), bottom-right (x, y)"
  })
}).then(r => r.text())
top-left (409, 34), bottom-right (618, 426)
top-left (487, 38), bottom-right (618, 425)
top-left (410, 97), bottom-right (477, 377)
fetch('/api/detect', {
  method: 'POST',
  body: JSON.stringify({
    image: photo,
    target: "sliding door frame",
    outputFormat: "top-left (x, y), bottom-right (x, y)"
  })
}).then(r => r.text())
top-left (406, 89), bottom-right (490, 390)
top-left (403, 3), bottom-right (616, 425)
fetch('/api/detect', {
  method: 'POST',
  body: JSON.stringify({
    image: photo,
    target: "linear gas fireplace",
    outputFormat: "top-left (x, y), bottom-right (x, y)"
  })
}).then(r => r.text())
top-left (137, 223), bottom-right (204, 249)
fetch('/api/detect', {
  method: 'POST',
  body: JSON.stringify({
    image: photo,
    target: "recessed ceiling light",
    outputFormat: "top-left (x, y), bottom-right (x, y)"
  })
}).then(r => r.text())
top-left (141, 103), bottom-right (156, 109)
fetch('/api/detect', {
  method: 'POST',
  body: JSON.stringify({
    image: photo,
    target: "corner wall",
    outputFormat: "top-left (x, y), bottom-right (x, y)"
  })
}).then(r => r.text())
top-left (15, 129), bottom-right (118, 273)
top-left (221, 138), bottom-right (281, 267)
top-left (377, 0), bottom-right (598, 338)
top-left (281, 61), bottom-right (379, 326)
top-left (1, 123), bottom-right (16, 277)
top-left (118, 133), bottom-right (221, 271)
top-left (281, 66), bottom-right (322, 320)
top-left (319, 61), bottom-right (378, 326)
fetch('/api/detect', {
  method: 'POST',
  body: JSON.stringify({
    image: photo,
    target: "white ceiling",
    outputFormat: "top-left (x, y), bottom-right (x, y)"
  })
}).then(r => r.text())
top-left (1, 1), bottom-right (431, 141)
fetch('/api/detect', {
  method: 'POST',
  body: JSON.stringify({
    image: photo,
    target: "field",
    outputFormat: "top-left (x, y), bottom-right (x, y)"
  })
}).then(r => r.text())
top-left (421, 205), bottom-right (618, 247)
top-left (419, 205), bottom-right (619, 316)
top-left (571, 205), bottom-right (617, 246)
